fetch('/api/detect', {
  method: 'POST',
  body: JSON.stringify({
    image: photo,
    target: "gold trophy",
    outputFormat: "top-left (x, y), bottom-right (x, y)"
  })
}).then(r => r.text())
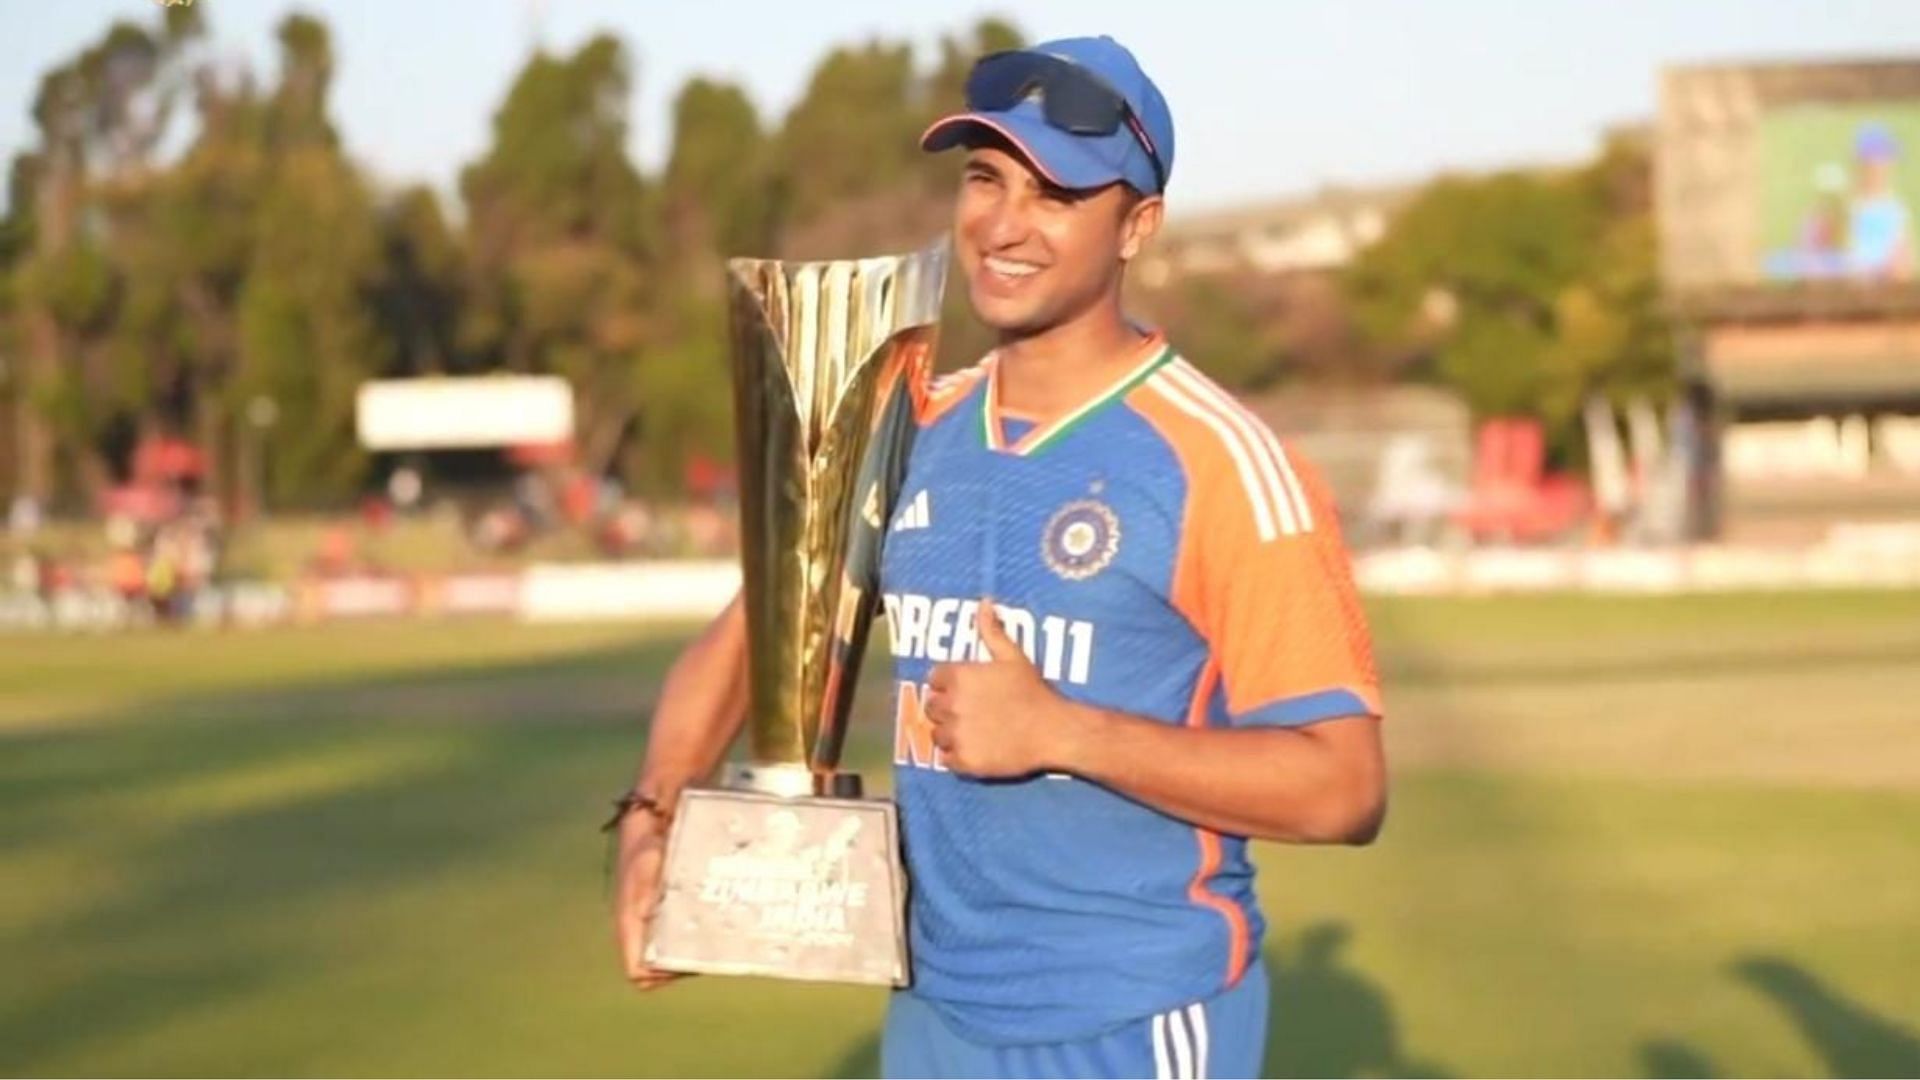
top-left (645, 242), bottom-right (947, 986)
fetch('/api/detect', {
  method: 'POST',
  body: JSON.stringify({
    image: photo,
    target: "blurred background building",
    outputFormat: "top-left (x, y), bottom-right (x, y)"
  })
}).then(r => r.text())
top-left (1659, 58), bottom-right (1920, 544)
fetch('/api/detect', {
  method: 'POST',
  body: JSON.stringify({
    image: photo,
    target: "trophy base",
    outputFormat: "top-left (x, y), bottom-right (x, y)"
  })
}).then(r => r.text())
top-left (646, 783), bottom-right (909, 987)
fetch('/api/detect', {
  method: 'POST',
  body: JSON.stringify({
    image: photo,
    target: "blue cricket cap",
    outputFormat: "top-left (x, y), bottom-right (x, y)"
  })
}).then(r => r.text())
top-left (920, 36), bottom-right (1175, 196)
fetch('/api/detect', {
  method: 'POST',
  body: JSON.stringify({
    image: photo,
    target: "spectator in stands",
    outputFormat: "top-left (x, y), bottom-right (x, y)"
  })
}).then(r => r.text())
top-left (316, 523), bottom-right (357, 577)
top-left (1848, 122), bottom-right (1915, 282)
top-left (1781, 162), bottom-right (1852, 279)
top-left (147, 528), bottom-right (182, 624)
top-left (110, 543), bottom-right (146, 617)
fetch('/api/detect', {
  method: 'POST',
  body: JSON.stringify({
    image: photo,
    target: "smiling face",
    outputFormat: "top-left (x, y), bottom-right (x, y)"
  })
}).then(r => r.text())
top-left (951, 142), bottom-right (1162, 338)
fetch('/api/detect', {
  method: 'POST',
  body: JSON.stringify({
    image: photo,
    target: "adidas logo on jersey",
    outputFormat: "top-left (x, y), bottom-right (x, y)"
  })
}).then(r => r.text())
top-left (891, 489), bottom-right (931, 532)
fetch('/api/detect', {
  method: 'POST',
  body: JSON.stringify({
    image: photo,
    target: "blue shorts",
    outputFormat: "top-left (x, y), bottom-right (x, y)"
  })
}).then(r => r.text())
top-left (880, 961), bottom-right (1269, 1079)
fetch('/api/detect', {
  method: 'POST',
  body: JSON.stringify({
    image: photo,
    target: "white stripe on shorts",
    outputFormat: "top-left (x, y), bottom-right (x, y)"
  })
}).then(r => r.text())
top-left (1152, 1010), bottom-right (1173, 1079)
top-left (1170, 1005), bottom-right (1194, 1078)
top-left (1187, 1001), bottom-right (1210, 1078)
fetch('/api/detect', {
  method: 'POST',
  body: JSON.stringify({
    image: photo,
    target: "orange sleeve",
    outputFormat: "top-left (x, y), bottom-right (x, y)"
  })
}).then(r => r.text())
top-left (1196, 452), bottom-right (1381, 725)
top-left (1141, 383), bottom-right (1382, 727)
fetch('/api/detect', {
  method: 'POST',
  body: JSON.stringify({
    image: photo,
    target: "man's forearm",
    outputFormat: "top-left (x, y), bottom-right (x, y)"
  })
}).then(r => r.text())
top-left (630, 596), bottom-right (750, 804)
top-left (1049, 702), bottom-right (1385, 844)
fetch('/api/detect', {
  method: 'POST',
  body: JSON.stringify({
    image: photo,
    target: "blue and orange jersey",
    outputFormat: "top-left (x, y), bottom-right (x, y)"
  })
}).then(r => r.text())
top-left (878, 333), bottom-right (1382, 1045)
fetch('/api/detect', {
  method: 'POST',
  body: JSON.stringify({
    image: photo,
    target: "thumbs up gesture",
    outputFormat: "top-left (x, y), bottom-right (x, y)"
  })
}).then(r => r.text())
top-left (925, 598), bottom-right (1071, 779)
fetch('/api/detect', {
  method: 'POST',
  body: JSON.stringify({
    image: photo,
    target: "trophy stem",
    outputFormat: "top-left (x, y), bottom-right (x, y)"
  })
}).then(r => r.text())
top-left (727, 763), bottom-right (814, 798)
top-left (727, 763), bottom-right (865, 799)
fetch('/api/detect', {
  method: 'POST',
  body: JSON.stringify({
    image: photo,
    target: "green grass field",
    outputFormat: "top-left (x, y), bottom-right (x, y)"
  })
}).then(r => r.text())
top-left (4, 593), bottom-right (1919, 1077)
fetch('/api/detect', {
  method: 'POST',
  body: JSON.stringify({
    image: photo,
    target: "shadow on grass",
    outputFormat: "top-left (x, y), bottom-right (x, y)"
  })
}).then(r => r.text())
top-left (1639, 1036), bottom-right (1721, 1078)
top-left (1734, 956), bottom-right (1920, 1078)
top-left (829, 1031), bottom-right (881, 1079)
top-left (1636, 957), bottom-right (1920, 1079)
top-left (1266, 921), bottom-right (1452, 1078)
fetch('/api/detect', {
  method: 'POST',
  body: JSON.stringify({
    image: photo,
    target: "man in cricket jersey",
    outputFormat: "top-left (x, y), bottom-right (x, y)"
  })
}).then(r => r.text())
top-left (611, 35), bottom-right (1387, 1080)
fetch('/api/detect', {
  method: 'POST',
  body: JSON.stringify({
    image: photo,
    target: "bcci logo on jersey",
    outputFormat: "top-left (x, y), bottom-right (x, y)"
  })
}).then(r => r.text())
top-left (1042, 499), bottom-right (1121, 581)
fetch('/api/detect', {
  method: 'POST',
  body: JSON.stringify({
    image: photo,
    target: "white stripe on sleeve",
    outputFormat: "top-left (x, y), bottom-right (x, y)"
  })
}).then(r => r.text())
top-left (1149, 374), bottom-right (1281, 541)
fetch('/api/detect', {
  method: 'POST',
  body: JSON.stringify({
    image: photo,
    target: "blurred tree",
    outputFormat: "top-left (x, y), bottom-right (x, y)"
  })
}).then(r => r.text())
top-left (461, 34), bottom-right (655, 479)
top-left (1, 155), bottom-right (40, 502)
top-left (0, 12), bottom-right (1054, 511)
top-left (625, 78), bottom-right (771, 494)
top-left (662, 78), bottom-right (777, 261)
top-left (1539, 217), bottom-right (1670, 435)
top-left (1343, 140), bottom-right (1669, 457)
top-left (1540, 135), bottom-right (1672, 435)
top-left (1345, 171), bottom-right (1601, 405)
top-left (8, 8), bottom-right (203, 503)
top-left (235, 15), bottom-right (386, 505)
top-left (373, 186), bottom-right (467, 376)
top-left (141, 59), bottom-right (269, 511)
top-left (264, 13), bottom-right (336, 149)
top-left (775, 19), bottom-right (1021, 264)
top-left (774, 40), bottom-right (922, 237)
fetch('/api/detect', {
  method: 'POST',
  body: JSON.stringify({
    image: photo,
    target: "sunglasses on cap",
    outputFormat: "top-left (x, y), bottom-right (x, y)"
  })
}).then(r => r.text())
top-left (964, 50), bottom-right (1168, 195)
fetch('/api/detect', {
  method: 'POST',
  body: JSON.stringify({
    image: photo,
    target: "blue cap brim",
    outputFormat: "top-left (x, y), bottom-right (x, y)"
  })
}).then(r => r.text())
top-left (920, 108), bottom-right (1133, 193)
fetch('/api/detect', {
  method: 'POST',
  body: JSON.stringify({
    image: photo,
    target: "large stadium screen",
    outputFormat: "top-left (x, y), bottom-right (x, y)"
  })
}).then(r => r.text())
top-left (1658, 60), bottom-right (1920, 296)
top-left (1758, 103), bottom-right (1920, 284)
